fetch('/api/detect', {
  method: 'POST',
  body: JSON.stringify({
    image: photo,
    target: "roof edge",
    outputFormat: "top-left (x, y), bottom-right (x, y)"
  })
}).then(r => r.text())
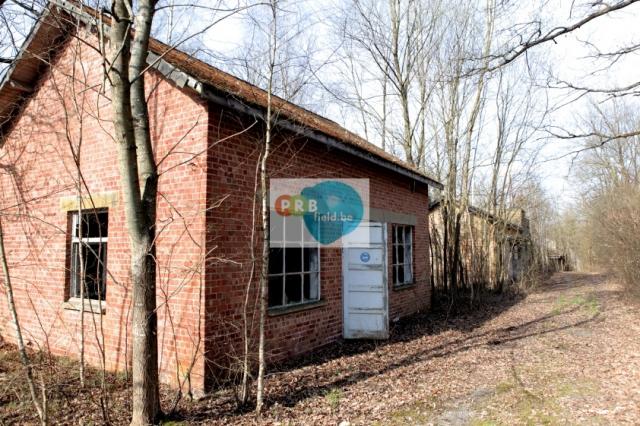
top-left (0, 6), bottom-right (57, 141)
top-left (202, 85), bottom-right (443, 189)
top-left (429, 200), bottom-right (527, 232)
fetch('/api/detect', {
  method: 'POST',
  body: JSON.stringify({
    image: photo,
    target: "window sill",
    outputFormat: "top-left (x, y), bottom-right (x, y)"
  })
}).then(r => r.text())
top-left (393, 282), bottom-right (416, 291)
top-left (268, 299), bottom-right (327, 317)
top-left (63, 298), bottom-right (106, 314)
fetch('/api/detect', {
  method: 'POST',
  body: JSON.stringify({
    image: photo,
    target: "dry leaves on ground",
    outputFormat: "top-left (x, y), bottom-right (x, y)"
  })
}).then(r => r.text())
top-left (2, 272), bottom-right (639, 425)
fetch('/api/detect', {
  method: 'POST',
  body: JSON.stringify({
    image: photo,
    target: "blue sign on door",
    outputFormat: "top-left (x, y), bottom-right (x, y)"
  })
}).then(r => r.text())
top-left (360, 251), bottom-right (371, 263)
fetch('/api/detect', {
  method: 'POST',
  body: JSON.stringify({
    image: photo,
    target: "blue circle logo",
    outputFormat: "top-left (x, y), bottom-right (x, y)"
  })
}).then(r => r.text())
top-left (360, 252), bottom-right (370, 263)
top-left (300, 181), bottom-right (364, 245)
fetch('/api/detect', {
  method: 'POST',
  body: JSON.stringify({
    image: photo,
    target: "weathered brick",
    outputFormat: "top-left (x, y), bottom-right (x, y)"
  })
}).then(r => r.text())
top-left (0, 30), bottom-right (432, 394)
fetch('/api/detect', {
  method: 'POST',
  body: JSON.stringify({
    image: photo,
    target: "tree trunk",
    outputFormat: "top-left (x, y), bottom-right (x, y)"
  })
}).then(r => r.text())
top-left (255, 151), bottom-right (269, 413)
top-left (77, 201), bottom-right (86, 389)
top-left (130, 239), bottom-right (160, 424)
top-left (256, 0), bottom-right (278, 414)
top-left (239, 160), bottom-right (261, 406)
top-left (108, 1), bottom-right (161, 424)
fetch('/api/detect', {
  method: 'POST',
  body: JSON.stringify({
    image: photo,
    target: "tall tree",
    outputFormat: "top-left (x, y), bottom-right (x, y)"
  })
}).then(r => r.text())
top-left (256, 0), bottom-right (278, 414)
top-left (107, 0), bottom-right (161, 423)
top-left (336, 0), bottom-right (442, 168)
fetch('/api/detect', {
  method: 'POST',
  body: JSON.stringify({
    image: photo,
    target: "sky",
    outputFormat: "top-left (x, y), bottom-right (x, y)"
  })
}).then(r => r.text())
top-left (197, 0), bottom-right (640, 210)
top-left (530, 1), bottom-right (640, 208)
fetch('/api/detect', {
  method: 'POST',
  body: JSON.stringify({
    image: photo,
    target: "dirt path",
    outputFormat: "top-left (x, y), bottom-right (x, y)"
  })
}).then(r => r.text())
top-left (203, 272), bottom-right (640, 425)
top-left (405, 272), bottom-right (640, 426)
top-left (3, 273), bottom-right (640, 424)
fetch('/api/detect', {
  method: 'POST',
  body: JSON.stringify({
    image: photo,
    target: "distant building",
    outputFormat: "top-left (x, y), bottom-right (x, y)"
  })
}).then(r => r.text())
top-left (428, 201), bottom-right (532, 290)
top-left (544, 239), bottom-right (574, 272)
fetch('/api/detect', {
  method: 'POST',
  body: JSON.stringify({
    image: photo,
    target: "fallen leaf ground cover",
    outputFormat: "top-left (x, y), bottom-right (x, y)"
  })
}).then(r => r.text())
top-left (2, 272), bottom-right (639, 424)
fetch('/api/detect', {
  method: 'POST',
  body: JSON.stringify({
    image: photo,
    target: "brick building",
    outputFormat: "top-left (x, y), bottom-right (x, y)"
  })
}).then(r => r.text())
top-left (428, 201), bottom-right (531, 290)
top-left (0, 3), bottom-right (441, 392)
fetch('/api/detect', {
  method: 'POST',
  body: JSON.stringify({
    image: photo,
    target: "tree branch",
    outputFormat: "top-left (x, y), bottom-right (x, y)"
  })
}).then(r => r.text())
top-left (490, 0), bottom-right (640, 70)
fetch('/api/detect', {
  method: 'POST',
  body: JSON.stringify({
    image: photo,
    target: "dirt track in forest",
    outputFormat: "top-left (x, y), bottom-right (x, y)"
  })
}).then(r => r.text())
top-left (199, 272), bottom-right (640, 425)
top-left (3, 272), bottom-right (640, 424)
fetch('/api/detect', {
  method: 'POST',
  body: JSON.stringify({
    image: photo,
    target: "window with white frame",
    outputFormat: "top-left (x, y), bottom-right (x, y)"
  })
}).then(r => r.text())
top-left (392, 224), bottom-right (413, 285)
top-left (69, 210), bottom-right (108, 301)
top-left (268, 213), bottom-right (320, 308)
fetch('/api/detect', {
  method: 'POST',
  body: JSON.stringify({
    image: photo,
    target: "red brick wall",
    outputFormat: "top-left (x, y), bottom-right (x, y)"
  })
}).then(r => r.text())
top-left (0, 31), bottom-right (431, 393)
top-left (0, 33), bottom-right (210, 390)
top-left (204, 107), bottom-right (431, 385)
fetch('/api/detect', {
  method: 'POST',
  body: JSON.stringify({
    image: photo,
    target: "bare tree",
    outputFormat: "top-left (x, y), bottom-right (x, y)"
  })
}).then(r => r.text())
top-left (487, 0), bottom-right (640, 71)
top-left (0, 0), bottom-right (41, 79)
top-left (563, 101), bottom-right (640, 293)
top-left (107, 0), bottom-right (162, 422)
top-left (256, 0), bottom-right (278, 414)
top-left (335, 0), bottom-right (443, 168)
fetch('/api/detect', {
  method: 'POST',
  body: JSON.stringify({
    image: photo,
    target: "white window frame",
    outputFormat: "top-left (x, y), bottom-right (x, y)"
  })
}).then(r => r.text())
top-left (391, 224), bottom-right (413, 286)
top-left (268, 213), bottom-right (321, 308)
top-left (70, 210), bottom-right (108, 302)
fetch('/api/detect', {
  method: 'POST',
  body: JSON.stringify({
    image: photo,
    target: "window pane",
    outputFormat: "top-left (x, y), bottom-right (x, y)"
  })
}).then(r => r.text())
top-left (284, 247), bottom-right (302, 273)
top-left (404, 239), bottom-right (412, 279)
top-left (79, 211), bottom-right (108, 238)
top-left (85, 243), bottom-right (106, 299)
top-left (73, 242), bottom-right (106, 300)
top-left (303, 272), bottom-right (319, 301)
top-left (98, 243), bottom-right (107, 299)
top-left (69, 211), bottom-right (108, 301)
top-left (404, 227), bottom-right (412, 283)
top-left (72, 213), bottom-right (81, 238)
top-left (303, 247), bottom-right (319, 272)
top-left (391, 225), bottom-right (413, 285)
top-left (270, 211), bottom-right (284, 243)
top-left (397, 264), bottom-right (405, 284)
top-left (404, 261), bottom-right (413, 283)
top-left (285, 274), bottom-right (302, 304)
top-left (268, 276), bottom-right (283, 307)
top-left (303, 273), bottom-right (310, 300)
top-left (71, 242), bottom-right (80, 297)
top-left (269, 248), bottom-right (283, 275)
top-left (392, 242), bottom-right (398, 265)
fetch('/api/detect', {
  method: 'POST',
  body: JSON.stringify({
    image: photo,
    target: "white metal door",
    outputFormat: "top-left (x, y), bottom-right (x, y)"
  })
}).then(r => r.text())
top-left (343, 222), bottom-right (389, 339)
